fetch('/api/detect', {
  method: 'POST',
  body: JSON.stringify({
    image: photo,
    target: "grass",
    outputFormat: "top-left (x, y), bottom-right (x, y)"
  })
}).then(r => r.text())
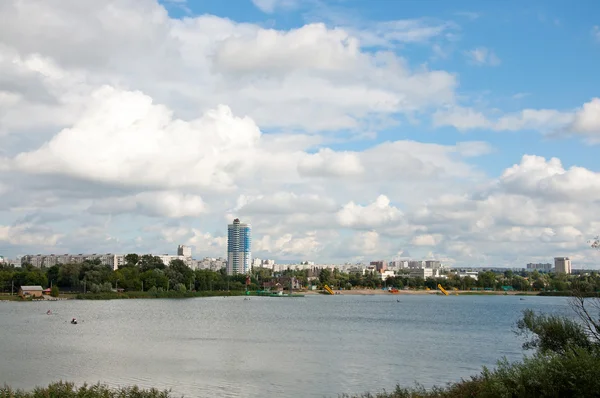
top-left (0, 381), bottom-right (175, 398)
top-left (4, 350), bottom-right (600, 398)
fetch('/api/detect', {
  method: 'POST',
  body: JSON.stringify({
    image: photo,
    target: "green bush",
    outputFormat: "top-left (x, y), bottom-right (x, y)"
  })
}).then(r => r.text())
top-left (0, 381), bottom-right (174, 398)
top-left (50, 286), bottom-right (59, 298)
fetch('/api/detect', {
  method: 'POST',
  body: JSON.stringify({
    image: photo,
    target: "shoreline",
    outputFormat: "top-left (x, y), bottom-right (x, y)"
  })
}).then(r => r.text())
top-left (302, 289), bottom-right (542, 296)
top-left (0, 289), bottom-right (574, 302)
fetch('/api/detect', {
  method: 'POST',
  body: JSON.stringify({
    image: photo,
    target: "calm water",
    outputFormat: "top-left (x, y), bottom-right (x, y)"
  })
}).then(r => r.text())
top-left (0, 294), bottom-right (571, 397)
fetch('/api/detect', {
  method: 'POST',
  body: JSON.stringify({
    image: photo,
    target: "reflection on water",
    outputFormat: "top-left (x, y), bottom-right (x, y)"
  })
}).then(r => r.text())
top-left (0, 295), bottom-right (571, 397)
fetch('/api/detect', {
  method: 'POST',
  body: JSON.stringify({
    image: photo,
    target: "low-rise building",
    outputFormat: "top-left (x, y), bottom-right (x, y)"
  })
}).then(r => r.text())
top-left (408, 268), bottom-right (442, 279)
top-left (19, 285), bottom-right (43, 298)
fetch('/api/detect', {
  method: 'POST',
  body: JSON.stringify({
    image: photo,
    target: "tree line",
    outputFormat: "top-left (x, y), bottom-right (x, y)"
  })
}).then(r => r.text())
top-left (1, 253), bottom-right (600, 294)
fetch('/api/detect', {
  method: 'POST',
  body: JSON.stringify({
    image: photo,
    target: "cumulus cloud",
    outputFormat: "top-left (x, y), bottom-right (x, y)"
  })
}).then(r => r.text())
top-left (89, 191), bottom-right (207, 218)
top-left (0, 0), bottom-right (599, 267)
top-left (434, 98), bottom-right (600, 144)
top-left (337, 195), bottom-right (403, 229)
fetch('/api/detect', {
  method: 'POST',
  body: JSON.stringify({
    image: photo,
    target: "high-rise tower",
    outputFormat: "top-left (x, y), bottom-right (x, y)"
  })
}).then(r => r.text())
top-left (227, 218), bottom-right (251, 275)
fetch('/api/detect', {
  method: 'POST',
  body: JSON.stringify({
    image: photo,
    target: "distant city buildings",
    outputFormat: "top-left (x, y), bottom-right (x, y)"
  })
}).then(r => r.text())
top-left (20, 245), bottom-right (196, 271)
top-left (425, 260), bottom-right (442, 269)
top-left (177, 245), bottom-right (192, 258)
top-left (554, 257), bottom-right (572, 274)
top-left (227, 218), bottom-right (252, 275)
top-left (370, 261), bottom-right (387, 272)
top-left (527, 262), bottom-right (553, 272)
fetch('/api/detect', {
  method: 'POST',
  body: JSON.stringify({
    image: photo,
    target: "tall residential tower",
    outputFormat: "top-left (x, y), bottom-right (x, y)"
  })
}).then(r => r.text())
top-left (227, 218), bottom-right (251, 275)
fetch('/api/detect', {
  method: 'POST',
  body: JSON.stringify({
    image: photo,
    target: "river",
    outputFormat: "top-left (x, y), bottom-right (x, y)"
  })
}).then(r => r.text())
top-left (0, 294), bottom-right (571, 397)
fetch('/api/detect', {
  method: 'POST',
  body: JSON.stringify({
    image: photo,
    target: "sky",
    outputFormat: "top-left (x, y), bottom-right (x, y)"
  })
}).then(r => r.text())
top-left (0, 0), bottom-right (599, 268)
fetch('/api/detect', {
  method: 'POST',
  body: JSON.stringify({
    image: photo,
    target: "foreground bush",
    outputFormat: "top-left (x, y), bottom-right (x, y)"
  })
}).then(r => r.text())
top-left (345, 347), bottom-right (600, 397)
top-left (0, 381), bottom-right (174, 398)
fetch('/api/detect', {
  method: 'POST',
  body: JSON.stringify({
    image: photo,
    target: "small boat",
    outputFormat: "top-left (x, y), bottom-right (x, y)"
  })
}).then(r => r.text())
top-left (71, 318), bottom-right (78, 324)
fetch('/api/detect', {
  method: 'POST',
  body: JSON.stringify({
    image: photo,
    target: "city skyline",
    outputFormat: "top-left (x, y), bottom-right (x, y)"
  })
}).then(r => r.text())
top-left (0, 0), bottom-right (599, 268)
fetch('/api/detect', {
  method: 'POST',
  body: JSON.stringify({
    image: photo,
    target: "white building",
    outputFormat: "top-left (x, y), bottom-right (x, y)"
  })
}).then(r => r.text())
top-left (527, 263), bottom-right (553, 271)
top-left (379, 270), bottom-right (396, 281)
top-left (456, 271), bottom-right (479, 280)
top-left (554, 257), bottom-right (572, 274)
top-left (177, 245), bottom-right (192, 258)
top-left (21, 253), bottom-right (125, 270)
top-left (408, 268), bottom-right (442, 279)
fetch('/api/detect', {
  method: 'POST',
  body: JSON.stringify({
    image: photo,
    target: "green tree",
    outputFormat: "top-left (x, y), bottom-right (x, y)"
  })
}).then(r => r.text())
top-left (319, 268), bottom-right (332, 285)
top-left (50, 285), bottom-right (59, 298)
top-left (124, 253), bottom-right (140, 267)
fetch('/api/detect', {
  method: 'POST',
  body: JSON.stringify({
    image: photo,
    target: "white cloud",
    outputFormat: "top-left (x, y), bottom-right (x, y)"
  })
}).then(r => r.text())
top-left (8, 86), bottom-right (262, 190)
top-left (337, 195), bottom-right (402, 229)
top-left (254, 232), bottom-right (322, 257)
top-left (465, 47), bottom-right (501, 66)
top-left (0, 1), bottom-right (457, 135)
top-left (592, 26), bottom-right (600, 42)
top-left (499, 155), bottom-right (600, 202)
top-left (234, 192), bottom-right (337, 215)
top-left (298, 148), bottom-right (364, 178)
top-left (350, 19), bottom-right (458, 48)
top-left (89, 191), bottom-right (207, 218)
top-left (434, 98), bottom-right (600, 143)
top-left (0, 223), bottom-right (62, 247)
top-left (0, 0), bottom-right (598, 268)
top-left (251, 0), bottom-right (300, 13)
top-left (568, 97), bottom-right (600, 142)
top-left (411, 234), bottom-right (442, 246)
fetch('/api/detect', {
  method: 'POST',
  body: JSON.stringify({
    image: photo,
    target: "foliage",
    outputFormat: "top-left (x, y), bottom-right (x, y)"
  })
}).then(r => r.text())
top-left (50, 285), bottom-right (59, 298)
top-left (75, 290), bottom-right (246, 300)
top-left (515, 309), bottom-right (593, 355)
top-left (3, 254), bottom-right (600, 296)
top-left (0, 381), bottom-right (174, 398)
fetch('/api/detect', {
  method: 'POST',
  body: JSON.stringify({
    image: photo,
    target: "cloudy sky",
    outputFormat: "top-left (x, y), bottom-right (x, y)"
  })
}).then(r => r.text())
top-left (0, 0), bottom-right (599, 268)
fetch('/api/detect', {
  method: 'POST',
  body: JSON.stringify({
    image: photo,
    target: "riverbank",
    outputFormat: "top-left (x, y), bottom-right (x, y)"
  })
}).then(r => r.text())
top-left (75, 290), bottom-right (248, 300)
top-left (302, 289), bottom-right (542, 296)
top-left (0, 289), bottom-right (560, 301)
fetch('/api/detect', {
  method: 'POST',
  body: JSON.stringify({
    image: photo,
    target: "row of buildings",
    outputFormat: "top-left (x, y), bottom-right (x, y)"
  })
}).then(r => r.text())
top-left (5, 217), bottom-right (574, 277)
top-left (526, 257), bottom-right (572, 274)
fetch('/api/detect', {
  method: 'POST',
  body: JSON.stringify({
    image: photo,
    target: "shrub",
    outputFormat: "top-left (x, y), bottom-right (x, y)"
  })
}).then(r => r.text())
top-left (50, 286), bottom-right (59, 298)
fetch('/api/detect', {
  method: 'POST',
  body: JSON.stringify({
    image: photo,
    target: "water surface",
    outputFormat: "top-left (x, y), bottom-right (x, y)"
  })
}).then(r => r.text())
top-left (0, 294), bottom-right (571, 397)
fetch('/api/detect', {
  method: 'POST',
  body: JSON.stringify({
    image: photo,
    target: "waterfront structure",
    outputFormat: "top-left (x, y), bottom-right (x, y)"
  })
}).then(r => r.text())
top-left (554, 257), bottom-right (572, 274)
top-left (227, 218), bottom-right (252, 275)
top-left (18, 285), bottom-right (43, 298)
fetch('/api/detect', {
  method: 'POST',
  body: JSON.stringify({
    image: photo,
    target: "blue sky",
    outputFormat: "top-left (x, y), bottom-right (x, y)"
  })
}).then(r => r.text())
top-left (160, 0), bottom-right (600, 174)
top-left (0, 0), bottom-right (599, 267)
